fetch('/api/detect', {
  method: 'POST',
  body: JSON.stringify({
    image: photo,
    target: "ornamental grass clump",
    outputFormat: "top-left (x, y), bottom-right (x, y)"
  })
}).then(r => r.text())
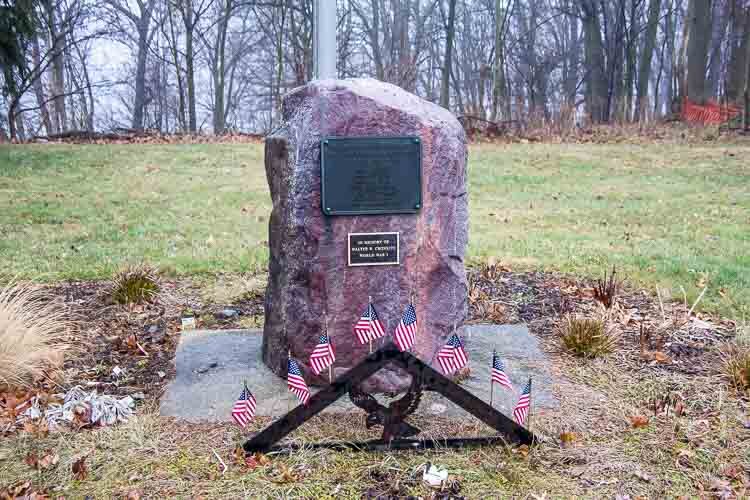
top-left (722, 343), bottom-right (750, 394)
top-left (559, 315), bottom-right (618, 358)
top-left (0, 283), bottom-right (71, 389)
top-left (110, 264), bottom-right (160, 305)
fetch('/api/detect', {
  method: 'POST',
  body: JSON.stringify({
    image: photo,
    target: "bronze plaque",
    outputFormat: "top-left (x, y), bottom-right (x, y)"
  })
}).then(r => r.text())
top-left (321, 137), bottom-right (422, 216)
top-left (348, 232), bottom-right (399, 266)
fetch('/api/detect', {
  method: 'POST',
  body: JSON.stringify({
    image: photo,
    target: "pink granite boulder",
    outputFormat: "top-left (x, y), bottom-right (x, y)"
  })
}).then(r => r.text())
top-left (262, 78), bottom-right (468, 393)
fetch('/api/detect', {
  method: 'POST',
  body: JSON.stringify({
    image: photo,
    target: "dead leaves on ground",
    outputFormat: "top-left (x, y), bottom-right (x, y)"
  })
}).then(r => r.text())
top-left (629, 415), bottom-right (650, 429)
top-left (233, 447), bottom-right (271, 472)
top-left (0, 481), bottom-right (50, 500)
top-left (24, 451), bottom-right (59, 471)
top-left (72, 456), bottom-right (88, 480)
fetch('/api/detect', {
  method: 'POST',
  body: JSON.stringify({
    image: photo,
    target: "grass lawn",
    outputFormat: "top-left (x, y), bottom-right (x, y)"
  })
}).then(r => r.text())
top-left (1, 141), bottom-right (748, 317)
top-left (1, 140), bottom-right (749, 497)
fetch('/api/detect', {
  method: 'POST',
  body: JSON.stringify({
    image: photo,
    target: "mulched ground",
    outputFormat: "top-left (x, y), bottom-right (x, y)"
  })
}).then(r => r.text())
top-left (38, 264), bottom-right (736, 407)
top-left (468, 264), bottom-right (735, 377)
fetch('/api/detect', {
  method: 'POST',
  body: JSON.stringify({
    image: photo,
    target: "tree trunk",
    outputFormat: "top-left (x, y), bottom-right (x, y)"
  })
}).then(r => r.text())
top-left (687, 0), bottom-right (713, 104)
top-left (185, 0), bottom-right (197, 133)
top-left (31, 36), bottom-right (53, 135)
top-left (132, 5), bottom-right (152, 131)
top-left (564, 1), bottom-right (579, 108)
top-left (213, 0), bottom-right (232, 134)
top-left (636, 0), bottom-right (662, 120)
top-left (677, 0), bottom-right (691, 105)
top-left (44, 0), bottom-right (67, 133)
top-left (706, 0), bottom-right (730, 98)
top-left (664, 0), bottom-right (676, 113)
top-left (726, 1), bottom-right (750, 103)
top-left (167, 2), bottom-right (187, 131)
top-left (581, 0), bottom-right (608, 122)
top-left (440, 0), bottom-right (457, 109)
top-left (490, 0), bottom-right (507, 121)
top-left (624, 0), bottom-right (640, 121)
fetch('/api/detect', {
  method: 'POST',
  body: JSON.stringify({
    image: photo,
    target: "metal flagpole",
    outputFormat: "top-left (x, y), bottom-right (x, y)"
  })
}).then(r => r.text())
top-left (326, 315), bottom-right (332, 384)
top-left (489, 351), bottom-right (495, 408)
top-left (527, 377), bottom-right (533, 431)
top-left (368, 295), bottom-right (373, 354)
top-left (313, 0), bottom-right (337, 80)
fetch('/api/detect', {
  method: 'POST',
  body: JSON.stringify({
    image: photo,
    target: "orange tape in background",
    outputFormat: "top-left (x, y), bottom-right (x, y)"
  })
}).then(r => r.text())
top-left (682, 97), bottom-right (741, 125)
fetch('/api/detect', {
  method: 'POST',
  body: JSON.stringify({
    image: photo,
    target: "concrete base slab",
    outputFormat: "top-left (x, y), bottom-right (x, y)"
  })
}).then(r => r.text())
top-left (159, 324), bottom-right (557, 422)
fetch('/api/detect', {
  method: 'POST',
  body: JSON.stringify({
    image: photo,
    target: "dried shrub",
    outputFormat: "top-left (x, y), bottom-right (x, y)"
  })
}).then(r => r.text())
top-left (559, 315), bottom-right (618, 358)
top-left (0, 283), bottom-right (71, 389)
top-left (593, 266), bottom-right (622, 309)
top-left (110, 264), bottom-right (160, 305)
top-left (721, 344), bottom-right (750, 394)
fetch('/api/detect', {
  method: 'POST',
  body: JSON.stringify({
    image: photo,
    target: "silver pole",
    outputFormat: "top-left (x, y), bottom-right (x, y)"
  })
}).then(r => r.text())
top-left (313, 0), bottom-right (337, 79)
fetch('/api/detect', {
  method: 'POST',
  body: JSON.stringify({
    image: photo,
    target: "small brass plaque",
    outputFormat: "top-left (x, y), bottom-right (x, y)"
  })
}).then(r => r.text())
top-left (321, 136), bottom-right (422, 216)
top-left (348, 232), bottom-right (399, 266)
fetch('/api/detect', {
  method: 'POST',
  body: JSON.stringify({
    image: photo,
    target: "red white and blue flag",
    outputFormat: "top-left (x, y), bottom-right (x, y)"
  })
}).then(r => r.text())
top-left (491, 351), bottom-right (513, 391)
top-left (354, 301), bottom-right (386, 344)
top-left (231, 384), bottom-right (256, 428)
top-left (513, 378), bottom-right (532, 425)
top-left (437, 334), bottom-right (468, 374)
top-left (309, 333), bottom-right (336, 375)
top-left (287, 357), bottom-right (311, 405)
top-left (394, 303), bottom-right (418, 351)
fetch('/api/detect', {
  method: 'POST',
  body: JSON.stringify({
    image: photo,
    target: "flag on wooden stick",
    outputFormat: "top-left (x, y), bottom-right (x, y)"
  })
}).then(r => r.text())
top-left (491, 351), bottom-right (513, 391)
top-left (354, 300), bottom-right (385, 344)
top-left (513, 378), bottom-right (532, 426)
top-left (437, 334), bottom-right (468, 374)
top-left (231, 384), bottom-right (256, 428)
top-left (287, 357), bottom-right (311, 405)
top-left (309, 333), bottom-right (336, 375)
top-left (394, 303), bottom-right (418, 351)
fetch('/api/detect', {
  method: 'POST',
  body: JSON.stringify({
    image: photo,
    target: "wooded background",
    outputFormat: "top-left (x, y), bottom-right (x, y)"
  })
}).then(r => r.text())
top-left (2, 0), bottom-right (750, 139)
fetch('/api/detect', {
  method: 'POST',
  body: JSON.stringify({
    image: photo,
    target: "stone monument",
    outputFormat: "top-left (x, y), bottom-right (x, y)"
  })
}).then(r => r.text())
top-left (262, 78), bottom-right (468, 393)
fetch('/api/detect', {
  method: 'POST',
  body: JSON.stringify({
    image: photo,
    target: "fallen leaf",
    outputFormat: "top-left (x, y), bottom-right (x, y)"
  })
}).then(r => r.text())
top-left (38, 452), bottom-right (59, 470)
top-left (26, 451), bottom-right (59, 470)
top-left (719, 463), bottom-right (743, 480)
top-left (674, 400), bottom-right (685, 417)
top-left (1, 481), bottom-right (31, 498)
top-left (72, 456), bottom-right (88, 480)
top-left (25, 452), bottom-right (39, 468)
top-left (653, 351), bottom-right (670, 363)
top-left (255, 453), bottom-right (270, 466)
top-left (559, 431), bottom-right (577, 446)
top-left (630, 415), bottom-right (649, 428)
top-left (125, 334), bottom-right (139, 351)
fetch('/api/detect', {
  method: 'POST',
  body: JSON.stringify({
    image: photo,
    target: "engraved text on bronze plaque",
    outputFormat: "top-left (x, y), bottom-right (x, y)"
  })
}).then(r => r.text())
top-left (321, 137), bottom-right (422, 216)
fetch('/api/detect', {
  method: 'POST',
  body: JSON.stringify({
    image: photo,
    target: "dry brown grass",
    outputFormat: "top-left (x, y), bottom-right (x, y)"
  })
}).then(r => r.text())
top-left (0, 282), bottom-right (71, 389)
top-left (109, 263), bottom-right (160, 305)
top-left (558, 315), bottom-right (619, 358)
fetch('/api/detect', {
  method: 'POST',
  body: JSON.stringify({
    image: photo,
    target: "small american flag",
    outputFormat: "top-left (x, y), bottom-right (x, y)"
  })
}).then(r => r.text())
top-left (491, 351), bottom-right (513, 390)
top-left (231, 385), bottom-right (256, 428)
top-left (437, 334), bottom-right (468, 374)
top-left (513, 378), bottom-right (532, 425)
top-left (309, 333), bottom-right (336, 375)
top-left (287, 357), bottom-right (311, 405)
top-left (354, 301), bottom-right (385, 344)
top-left (394, 303), bottom-right (418, 351)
